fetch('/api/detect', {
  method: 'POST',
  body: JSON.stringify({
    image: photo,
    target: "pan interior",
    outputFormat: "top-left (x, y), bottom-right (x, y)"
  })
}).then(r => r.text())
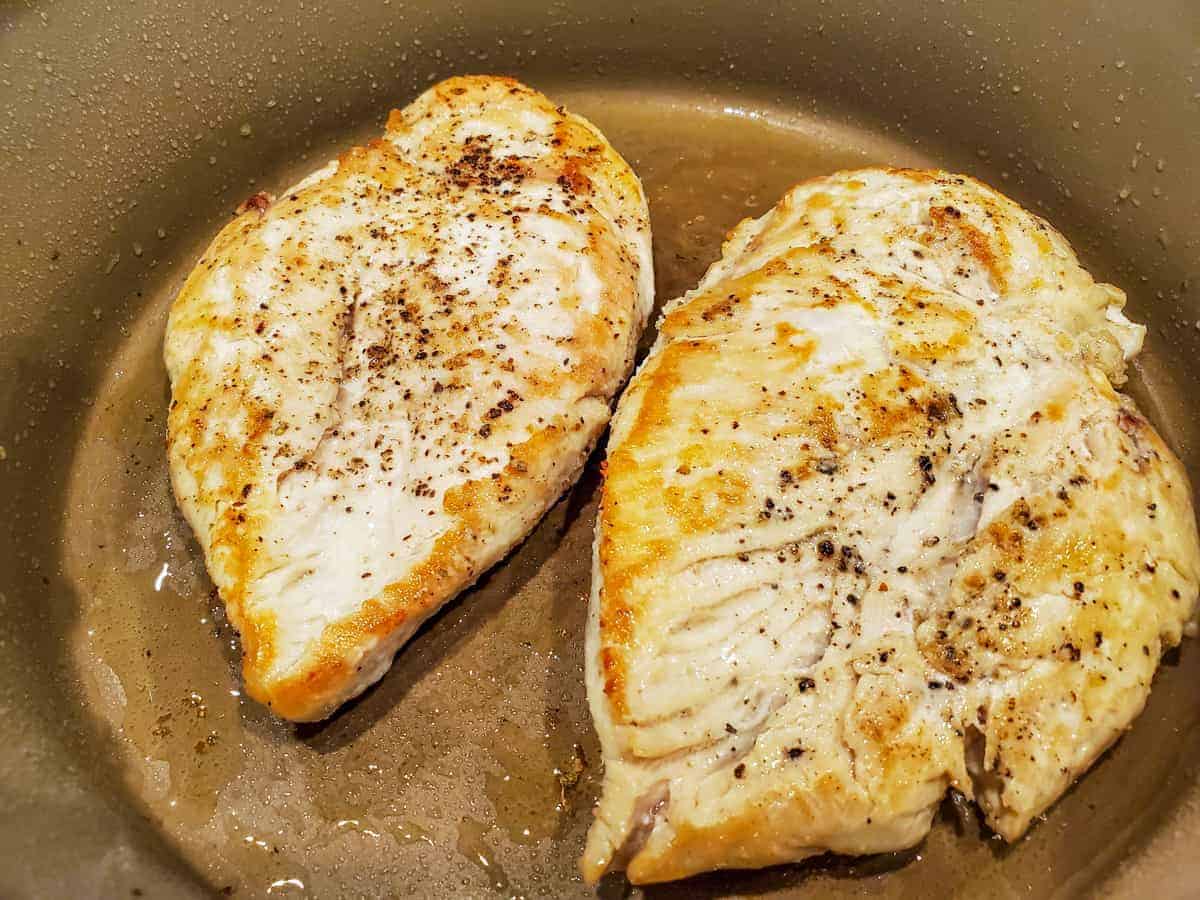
top-left (62, 85), bottom-right (1200, 899)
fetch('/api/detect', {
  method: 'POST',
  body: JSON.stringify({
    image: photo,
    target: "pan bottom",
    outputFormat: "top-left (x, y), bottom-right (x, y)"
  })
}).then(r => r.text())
top-left (63, 84), bottom-right (1199, 899)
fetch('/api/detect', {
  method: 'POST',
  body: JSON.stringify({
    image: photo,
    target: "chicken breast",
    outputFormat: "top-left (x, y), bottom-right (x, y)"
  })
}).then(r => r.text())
top-left (583, 168), bottom-right (1200, 884)
top-left (165, 76), bottom-right (652, 722)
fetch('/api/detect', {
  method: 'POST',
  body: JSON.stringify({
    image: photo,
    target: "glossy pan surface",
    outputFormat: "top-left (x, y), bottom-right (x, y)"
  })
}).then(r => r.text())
top-left (1, 2), bottom-right (1199, 896)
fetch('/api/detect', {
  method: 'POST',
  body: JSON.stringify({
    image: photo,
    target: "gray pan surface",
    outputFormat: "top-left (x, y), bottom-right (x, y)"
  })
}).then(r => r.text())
top-left (2, 1), bottom-right (1199, 897)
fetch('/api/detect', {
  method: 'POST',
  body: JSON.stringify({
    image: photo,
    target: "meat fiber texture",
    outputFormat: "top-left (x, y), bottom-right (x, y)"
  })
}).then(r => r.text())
top-left (165, 76), bottom-right (653, 722)
top-left (584, 168), bottom-right (1200, 884)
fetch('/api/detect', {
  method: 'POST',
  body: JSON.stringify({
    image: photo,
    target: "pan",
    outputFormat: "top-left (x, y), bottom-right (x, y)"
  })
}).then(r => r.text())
top-left (2, 1), bottom-right (1199, 896)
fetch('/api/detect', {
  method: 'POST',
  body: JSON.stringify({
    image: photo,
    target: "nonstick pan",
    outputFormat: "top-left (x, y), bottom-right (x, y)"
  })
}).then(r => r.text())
top-left (2, 1), bottom-right (1200, 897)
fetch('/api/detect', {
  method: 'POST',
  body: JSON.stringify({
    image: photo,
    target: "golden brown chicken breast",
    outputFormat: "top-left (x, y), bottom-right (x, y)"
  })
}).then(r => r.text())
top-left (584, 167), bottom-right (1199, 884)
top-left (166, 76), bottom-right (652, 722)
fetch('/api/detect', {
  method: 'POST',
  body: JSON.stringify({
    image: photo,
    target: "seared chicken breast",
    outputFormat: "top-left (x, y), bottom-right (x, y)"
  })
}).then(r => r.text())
top-left (166, 76), bottom-right (652, 722)
top-left (584, 168), bottom-right (1200, 883)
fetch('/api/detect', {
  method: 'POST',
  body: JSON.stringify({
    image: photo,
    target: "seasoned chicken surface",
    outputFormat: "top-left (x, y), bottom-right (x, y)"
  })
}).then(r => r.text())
top-left (583, 168), bottom-right (1200, 883)
top-left (165, 76), bottom-right (652, 722)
